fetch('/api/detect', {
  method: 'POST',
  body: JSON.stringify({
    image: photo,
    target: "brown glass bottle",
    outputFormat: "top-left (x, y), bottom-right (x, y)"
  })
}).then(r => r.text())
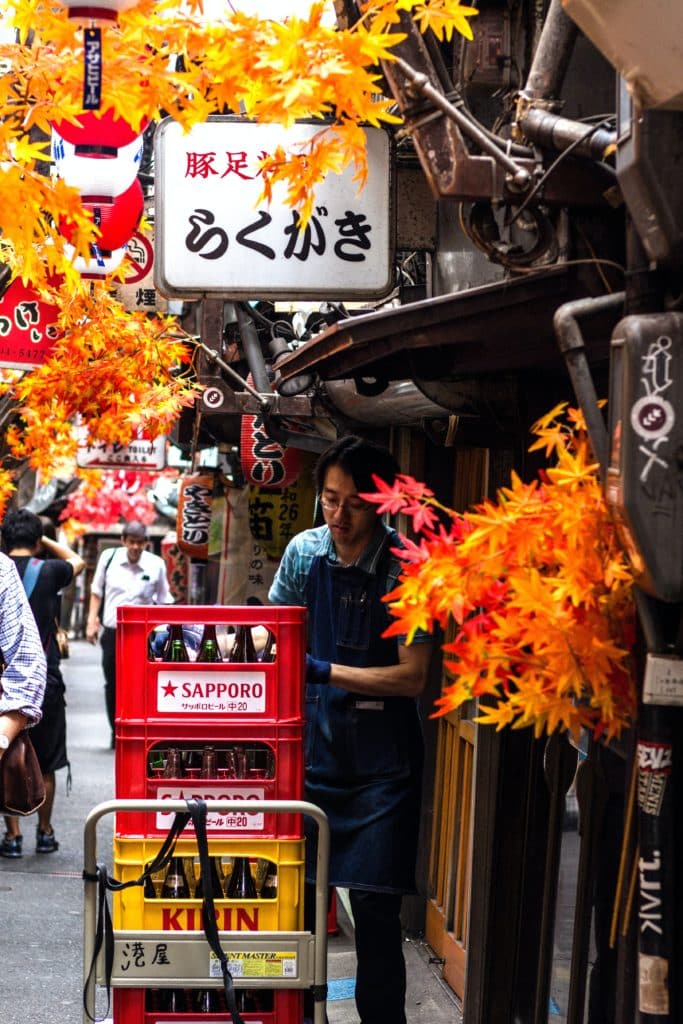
top-left (225, 856), bottom-right (256, 899)
top-left (143, 862), bottom-right (157, 899)
top-left (229, 625), bottom-right (257, 663)
top-left (161, 856), bottom-right (190, 899)
top-left (195, 988), bottom-right (220, 1012)
top-left (201, 745), bottom-right (217, 778)
top-left (197, 623), bottom-right (222, 662)
top-left (165, 988), bottom-right (188, 1012)
top-left (194, 856), bottom-right (224, 899)
top-left (260, 861), bottom-right (278, 899)
top-left (163, 747), bottom-right (184, 778)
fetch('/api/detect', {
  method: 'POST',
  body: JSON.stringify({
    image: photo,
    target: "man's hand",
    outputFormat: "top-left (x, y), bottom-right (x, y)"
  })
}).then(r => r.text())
top-left (85, 619), bottom-right (100, 645)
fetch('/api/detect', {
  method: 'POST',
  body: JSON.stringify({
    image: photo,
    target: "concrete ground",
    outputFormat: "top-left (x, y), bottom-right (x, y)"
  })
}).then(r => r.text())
top-left (0, 639), bottom-right (462, 1024)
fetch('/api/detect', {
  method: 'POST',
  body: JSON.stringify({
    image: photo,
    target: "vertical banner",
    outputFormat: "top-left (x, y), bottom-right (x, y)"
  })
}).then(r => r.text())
top-left (637, 707), bottom-right (674, 1020)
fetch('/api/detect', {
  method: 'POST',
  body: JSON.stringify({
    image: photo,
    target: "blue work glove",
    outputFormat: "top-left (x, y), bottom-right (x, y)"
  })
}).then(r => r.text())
top-left (305, 653), bottom-right (331, 685)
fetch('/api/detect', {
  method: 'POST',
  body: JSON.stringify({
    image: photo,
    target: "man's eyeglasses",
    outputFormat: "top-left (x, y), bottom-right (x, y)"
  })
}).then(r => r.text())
top-left (319, 495), bottom-right (372, 514)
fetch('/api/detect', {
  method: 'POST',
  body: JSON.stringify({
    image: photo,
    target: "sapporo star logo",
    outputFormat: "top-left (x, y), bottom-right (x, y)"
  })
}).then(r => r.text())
top-left (161, 680), bottom-right (178, 698)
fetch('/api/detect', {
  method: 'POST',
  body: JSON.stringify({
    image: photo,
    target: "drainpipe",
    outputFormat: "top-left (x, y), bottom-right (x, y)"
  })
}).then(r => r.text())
top-left (553, 292), bottom-right (625, 482)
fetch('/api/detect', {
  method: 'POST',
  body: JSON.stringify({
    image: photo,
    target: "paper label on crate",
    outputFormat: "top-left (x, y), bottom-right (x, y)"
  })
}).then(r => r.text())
top-left (156, 785), bottom-right (266, 830)
top-left (156, 669), bottom-right (267, 714)
top-left (209, 950), bottom-right (298, 979)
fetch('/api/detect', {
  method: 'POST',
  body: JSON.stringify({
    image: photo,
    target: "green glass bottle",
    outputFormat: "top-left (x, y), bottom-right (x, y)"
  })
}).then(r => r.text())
top-left (163, 623), bottom-right (190, 661)
top-left (197, 623), bottom-right (222, 662)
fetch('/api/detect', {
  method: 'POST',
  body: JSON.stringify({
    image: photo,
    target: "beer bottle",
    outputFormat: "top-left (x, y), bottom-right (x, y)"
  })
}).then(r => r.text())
top-left (236, 989), bottom-right (258, 1012)
top-left (229, 625), bottom-right (257, 663)
top-left (225, 856), bottom-right (256, 899)
top-left (201, 745), bottom-right (217, 779)
top-left (234, 744), bottom-right (248, 779)
top-left (165, 988), bottom-right (188, 1012)
top-left (259, 629), bottom-right (276, 662)
top-left (195, 988), bottom-right (220, 1012)
top-left (260, 861), bottom-right (278, 899)
top-left (163, 747), bottom-right (184, 778)
top-left (143, 862), bottom-right (157, 899)
top-left (197, 623), bottom-right (222, 662)
top-left (194, 856), bottom-right (224, 899)
top-left (164, 623), bottom-right (189, 662)
top-left (161, 856), bottom-right (190, 899)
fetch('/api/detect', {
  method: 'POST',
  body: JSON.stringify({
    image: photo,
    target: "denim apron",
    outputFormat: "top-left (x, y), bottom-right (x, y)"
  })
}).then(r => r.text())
top-left (304, 531), bottom-right (424, 893)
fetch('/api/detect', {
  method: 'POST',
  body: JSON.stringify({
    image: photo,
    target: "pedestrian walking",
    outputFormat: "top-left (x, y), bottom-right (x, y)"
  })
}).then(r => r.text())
top-left (269, 435), bottom-right (433, 1024)
top-left (0, 551), bottom-right (46, 759)
top-left (0, 509), bottom-right (82, 857)
top-left (86, 520), bottom-right (173, 748)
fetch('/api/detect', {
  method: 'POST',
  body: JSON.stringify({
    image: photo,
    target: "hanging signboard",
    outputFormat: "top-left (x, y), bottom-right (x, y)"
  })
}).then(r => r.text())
top-left (0, 278), bottom-right (62, 369)
top-left (154, 115), bottom-right (394, 300)
top-left (76, 427), bottom-right (166, 470)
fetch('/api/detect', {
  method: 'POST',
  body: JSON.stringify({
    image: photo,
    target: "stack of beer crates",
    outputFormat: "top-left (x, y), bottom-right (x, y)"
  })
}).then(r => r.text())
top-left (112, 605), bottom-right (306, 1023)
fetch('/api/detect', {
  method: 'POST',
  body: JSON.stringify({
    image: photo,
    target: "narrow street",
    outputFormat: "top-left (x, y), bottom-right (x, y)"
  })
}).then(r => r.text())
top-left (0, 639), bottom-right (461, 1024)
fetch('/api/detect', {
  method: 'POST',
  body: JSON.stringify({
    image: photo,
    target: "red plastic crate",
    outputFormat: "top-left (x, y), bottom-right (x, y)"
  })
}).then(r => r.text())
top-left (114, 723), bottom-right (304, 839)
top-left (114, 987), bottom-right (303, 1023)
top-left (116, 606), bottom-right (306, 725)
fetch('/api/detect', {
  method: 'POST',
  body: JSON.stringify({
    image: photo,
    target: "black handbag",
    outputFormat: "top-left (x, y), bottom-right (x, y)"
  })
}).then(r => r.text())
top-left (0, 731), bottom-right (46, 815)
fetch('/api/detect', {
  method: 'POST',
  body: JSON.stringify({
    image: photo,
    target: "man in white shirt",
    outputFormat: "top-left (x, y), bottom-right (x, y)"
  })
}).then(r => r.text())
top-left (86, 520), bottom-right (173, 748)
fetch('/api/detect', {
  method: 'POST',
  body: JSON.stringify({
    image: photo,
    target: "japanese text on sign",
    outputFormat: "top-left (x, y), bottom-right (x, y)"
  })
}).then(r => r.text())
top-left (156, 670), bottom-right (267, 714)
top-left (154, 117), bottom-right (393, 299)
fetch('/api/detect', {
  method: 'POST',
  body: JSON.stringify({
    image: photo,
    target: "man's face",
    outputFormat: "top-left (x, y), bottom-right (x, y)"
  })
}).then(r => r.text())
top-left (320, 464), bottom-right (377, 560)
top-left (122, 534), bottom-right (147, 564)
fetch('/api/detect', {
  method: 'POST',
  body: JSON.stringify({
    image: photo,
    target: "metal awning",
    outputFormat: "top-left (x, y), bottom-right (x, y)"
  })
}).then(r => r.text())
top-left (275, 268), bottom-right (618, 385)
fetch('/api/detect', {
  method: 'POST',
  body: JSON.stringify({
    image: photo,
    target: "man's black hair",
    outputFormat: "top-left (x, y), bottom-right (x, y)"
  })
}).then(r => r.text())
top-left (314, 435), bottom-right (399, 495)
top-left (2, 507), bottom-right (43, 552)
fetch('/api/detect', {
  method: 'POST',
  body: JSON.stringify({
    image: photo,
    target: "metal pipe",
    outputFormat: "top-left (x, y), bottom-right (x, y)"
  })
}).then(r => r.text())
top-left (394, 56), bottom-right (531, 191)
top-left (235, 302), bottom-right (272, 395)
top-left (523, 0), bottom-right (579, 102)
top-left (553, 292), bottom-right (625, 481)
top-left (519, 108), bottom-right (616, 161)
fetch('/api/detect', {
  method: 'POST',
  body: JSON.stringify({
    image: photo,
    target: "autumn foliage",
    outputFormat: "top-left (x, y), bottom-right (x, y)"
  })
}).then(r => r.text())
top-left (0, 0), bottom-right (476, 511)
top-left (363, 404), bottom-right (637, 741)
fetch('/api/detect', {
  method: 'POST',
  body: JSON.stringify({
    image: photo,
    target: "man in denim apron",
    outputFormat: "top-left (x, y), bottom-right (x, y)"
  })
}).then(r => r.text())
top-left (269, 436), bottom-right (433, 1024)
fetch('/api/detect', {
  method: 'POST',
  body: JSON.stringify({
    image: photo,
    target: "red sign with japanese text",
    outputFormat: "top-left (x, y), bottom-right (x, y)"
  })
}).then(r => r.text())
top-left (0, 278), bottom-right (62, 369)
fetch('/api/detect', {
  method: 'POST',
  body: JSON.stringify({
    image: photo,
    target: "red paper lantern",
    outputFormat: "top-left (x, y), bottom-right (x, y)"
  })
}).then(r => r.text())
top-left (61, 0), bottom-right (140, 20)
top-left (65, 242), bottom-right (128, 279)
top-left (51, 127), bottom-right (143, 197)
top-left (176, 474), bottom-right (215, 559)
top-left (240, 410), bottom-right (303, 490)
top-left (52, 109), bottom-right (147, 150)
top-left (58, 178), bottom-right (144, 252)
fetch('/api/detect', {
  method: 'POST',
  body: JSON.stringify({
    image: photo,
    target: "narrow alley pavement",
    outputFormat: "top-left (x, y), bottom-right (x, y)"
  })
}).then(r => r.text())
top-left (0, 639), bottom-right (462, 1024)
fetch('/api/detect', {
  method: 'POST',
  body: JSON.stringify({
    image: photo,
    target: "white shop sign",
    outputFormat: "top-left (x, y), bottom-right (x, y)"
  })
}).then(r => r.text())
top-left (76, 428), bottom-right (166, 470)
top-left (154, 116), bottom-right (394, 300)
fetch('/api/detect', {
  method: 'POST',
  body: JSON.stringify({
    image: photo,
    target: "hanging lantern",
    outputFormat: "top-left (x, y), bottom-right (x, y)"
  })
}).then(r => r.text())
top-left (65, 242), bottom-right (128, 279)
top-left (52, 109), bottom-right (147, 150)
top-left (62, 0), bottom-right (140, 20)
top-left (51, 127), bottom-right (143, 196)
top-left (58, 178), bottom-right (144, 252)
top-left (239, 374), bottom-right (303, 489)
top-left (176, 473), bottom-right (215, 560)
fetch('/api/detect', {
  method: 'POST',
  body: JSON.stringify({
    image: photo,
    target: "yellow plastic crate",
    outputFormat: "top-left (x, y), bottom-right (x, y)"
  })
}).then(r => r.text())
top-left (112, 837), bottom-right (304, 934)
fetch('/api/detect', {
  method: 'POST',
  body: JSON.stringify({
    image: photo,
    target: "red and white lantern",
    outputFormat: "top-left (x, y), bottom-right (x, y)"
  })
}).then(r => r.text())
top-left (52, 109), bottom-right (147, 150)
top-left (51, 106), bottom-right (146, 279)
top-left (59, 177), bottom-right (144, 252)
top-left (51, 128), bottom-right (143, 196)
top-left (61, 0), bottom-right (140, 21)
top-left (240, 412), bottom-right (303, 490)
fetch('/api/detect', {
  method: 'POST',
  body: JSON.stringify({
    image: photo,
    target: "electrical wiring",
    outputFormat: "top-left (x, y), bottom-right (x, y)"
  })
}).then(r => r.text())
top-left (504, 119), bottom-right (614, 228)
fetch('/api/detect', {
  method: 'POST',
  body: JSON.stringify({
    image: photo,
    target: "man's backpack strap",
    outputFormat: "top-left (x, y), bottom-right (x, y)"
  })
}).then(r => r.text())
top-left (21, 557), bottom-right (43, 600)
